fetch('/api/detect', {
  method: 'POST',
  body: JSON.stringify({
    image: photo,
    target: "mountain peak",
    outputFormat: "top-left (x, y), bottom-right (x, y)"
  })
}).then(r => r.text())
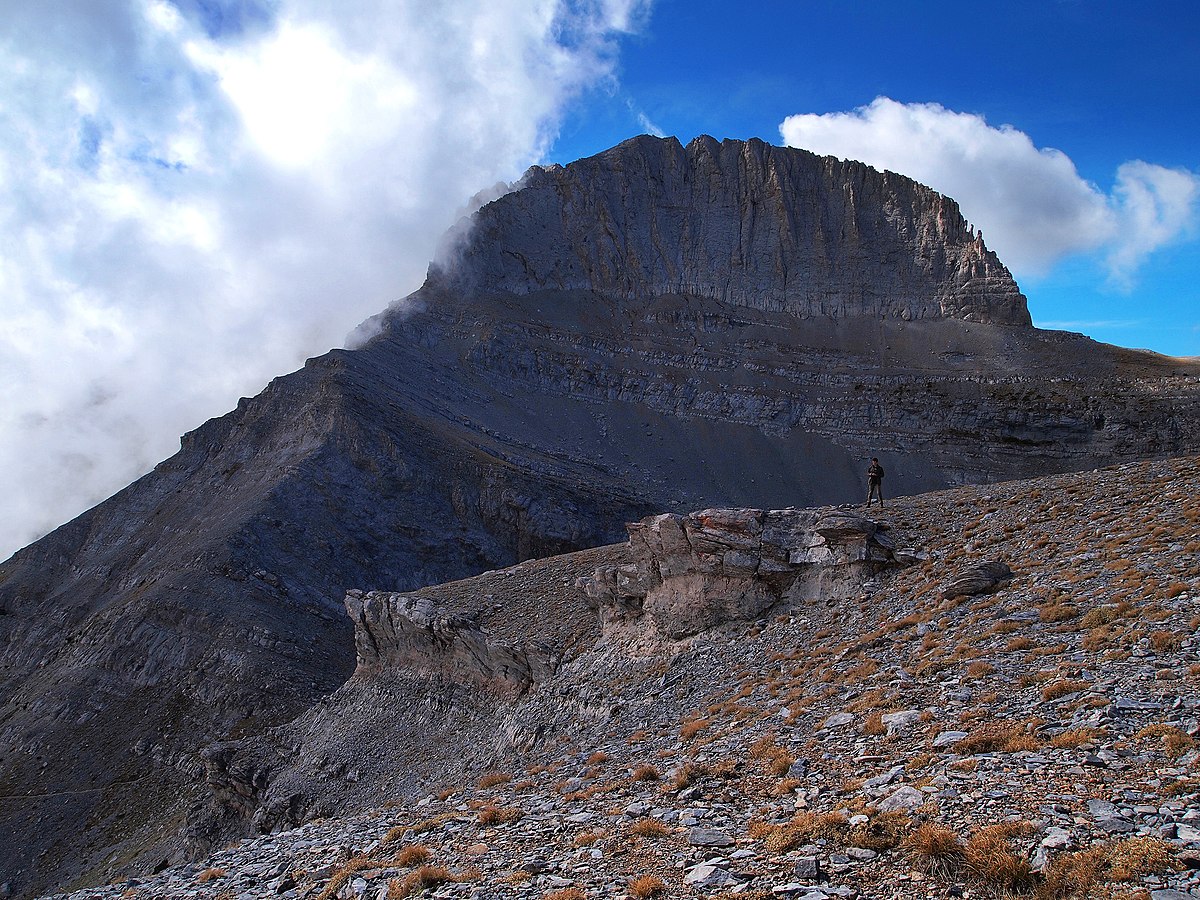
top-left (432, 135), bottom-right (1029, 327)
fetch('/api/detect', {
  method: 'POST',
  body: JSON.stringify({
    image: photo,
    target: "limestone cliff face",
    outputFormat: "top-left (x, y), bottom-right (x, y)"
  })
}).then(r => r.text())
top-left (440, 135), bottom-right (1029, 326)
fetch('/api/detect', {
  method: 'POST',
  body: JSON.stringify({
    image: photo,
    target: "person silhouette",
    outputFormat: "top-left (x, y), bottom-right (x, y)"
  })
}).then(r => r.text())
top-left (866, 457), bottom-right (885, 507)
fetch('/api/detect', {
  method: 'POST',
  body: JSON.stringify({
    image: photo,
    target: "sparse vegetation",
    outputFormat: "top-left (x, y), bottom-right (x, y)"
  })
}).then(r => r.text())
top-left (387, 866), bottom-right (456, 898)
top-left (630, 763), bottom-right (660, 782)
top-left (903, 823), bottom-right (964, 877)
top-left (628, 818), bottom-right (671, 838)
top-left (963, 822), bottom-right (1036, 894)
top-left (627, 875), bottom-right (666, 898)
top-left (393, 845), bottom-right (431, 867)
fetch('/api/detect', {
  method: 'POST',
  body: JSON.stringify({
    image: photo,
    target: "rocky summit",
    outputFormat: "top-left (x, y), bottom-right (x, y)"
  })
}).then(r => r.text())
top-left (2, 135), bottom-right (1200, 898)
top-left (41, 453), bottom-right (1200, 900)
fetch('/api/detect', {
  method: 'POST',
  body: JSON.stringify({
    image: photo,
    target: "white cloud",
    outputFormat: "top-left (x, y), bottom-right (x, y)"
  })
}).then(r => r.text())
top-left (780, 97), bottom-right (1199, 281)
top-left (0, 0), bottom-right (647, 559)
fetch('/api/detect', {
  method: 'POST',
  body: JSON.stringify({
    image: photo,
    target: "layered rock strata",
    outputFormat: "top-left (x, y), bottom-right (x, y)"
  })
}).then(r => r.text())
top-left (581, 507), bottom-right (914, 640)
top-left (344, 590), bottom-right (556, 693)
top-left (441, 135), bottom-right (1030, 325)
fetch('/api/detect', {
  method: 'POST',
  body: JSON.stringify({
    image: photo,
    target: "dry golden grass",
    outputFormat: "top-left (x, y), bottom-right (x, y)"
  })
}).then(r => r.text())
top-left (1082, 626), bottom-right (1117, 652)
top-left (861, 710), bottom-right (886, 736)
top-left (628, 818), bottom-right (672, 839)
top-left (627, 875), bottom-right (666, 899)
top-left (666, 761), bottom-right (708, 791)
top-left (966, 660), bottom-right (997, 679)
top-left (393, 845), bottom-right (431, 867)
top-left (477, 805), bottom-right (523, 826)
top-left (573, 829), bottom-right (607, 847)
top-left (679, 717), bottom-right (711, 740)
top-left (1047, 727), bottom-right (1105, 749)
top-left (477, 772), bottom-right (512, 789)
top-left (586, 751), bottom-right (609, 765)
top-left (1006, 635), bottom-right (1037, 652)
top-left (1039, 601), bottom-right (1080, 623)
top-left (1039, 836), bottom-right (1177, 898)
top-left (953, 722), bottom-right (1040, 754)
top-left (318, 856), bottom-right (380, 900)
top-left (963, 823), bottom-right (1036, 893)
top-left (630, 763), bottom-right (660, 782)
top-left (542, 889), bottom-right (587, 900)
top-left (1041, 679), bottom-right (1090, 702)
top-left (903, 823), bottom-right (964, 877)
top-left (195, 868), bottom-right (226, 883)
top-left (387, 866), bottom-right (456, 899)
top-left (1149, 629), bottom-right (1183, 652)
top-left (1134, 723), bottom-right (1195, 757)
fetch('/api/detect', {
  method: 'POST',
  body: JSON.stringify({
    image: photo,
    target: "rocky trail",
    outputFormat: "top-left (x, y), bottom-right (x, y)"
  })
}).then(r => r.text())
top-left (41, 454), bottom-right (1200, 900)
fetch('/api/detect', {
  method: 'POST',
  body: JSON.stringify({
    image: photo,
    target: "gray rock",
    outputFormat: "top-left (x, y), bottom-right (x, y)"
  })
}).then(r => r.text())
top-left (7, 132), bottom-right (1200, 899)
top-left (688, 827), bottom-right (735, 847)
top-left (941, 561), bottom-right (1014, 600)
top-left (794, 856), bottom-right (821, 881)
top-left (684, 863), bottom-right (740, 889)
top-left (823, 713), bottom-right (856, 730)
top-left (933, 730), bottom-right (970, 748)
top-left (876, 786), bottom-right (927, 812)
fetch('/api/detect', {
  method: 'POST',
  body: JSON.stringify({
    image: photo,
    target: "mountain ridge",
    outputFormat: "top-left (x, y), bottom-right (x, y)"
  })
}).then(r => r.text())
top-left (2, 135), bottom-right (1200, 897)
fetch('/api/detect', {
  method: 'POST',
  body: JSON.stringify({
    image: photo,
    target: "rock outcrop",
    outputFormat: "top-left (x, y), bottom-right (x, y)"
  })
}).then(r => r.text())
top-left (344, 590), bottom-right (556, 694)
top-left (581, 507), bottom-right (912, 640)
top-left (3, 135), bottom-right (1200, 897)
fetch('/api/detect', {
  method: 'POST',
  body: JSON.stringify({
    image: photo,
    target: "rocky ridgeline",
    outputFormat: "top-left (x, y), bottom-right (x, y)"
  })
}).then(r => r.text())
top-left (440, 136), bottom-right (1029, 326)
top-left (43, 455), bottom-right (1200, 900)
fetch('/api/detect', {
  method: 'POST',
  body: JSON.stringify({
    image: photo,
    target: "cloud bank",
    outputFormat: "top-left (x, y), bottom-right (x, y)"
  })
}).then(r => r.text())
top-left (780, 97), bottom-right (1199, 282)
top-left (0, 0), bottom-right (646, 559)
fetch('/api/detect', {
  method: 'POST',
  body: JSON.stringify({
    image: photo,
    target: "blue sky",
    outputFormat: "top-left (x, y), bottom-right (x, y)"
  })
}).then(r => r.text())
top-left (550, 0), bottom-right (1200, 357)
top-left (0, 0), bottom-right (1196, 558)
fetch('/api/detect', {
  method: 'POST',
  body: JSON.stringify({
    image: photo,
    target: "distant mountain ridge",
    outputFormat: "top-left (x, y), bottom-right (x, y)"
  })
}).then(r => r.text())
top-left (2, 135), bottom-right (1199, 897)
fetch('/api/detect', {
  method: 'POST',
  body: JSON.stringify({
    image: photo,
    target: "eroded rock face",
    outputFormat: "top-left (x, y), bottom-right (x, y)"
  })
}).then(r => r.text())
top-left (580, 506), bottom-right (908, 640)
top-left (344, 590), bottom-right (556, 694)
top-left (441, 135), bottom-right (1030, 327)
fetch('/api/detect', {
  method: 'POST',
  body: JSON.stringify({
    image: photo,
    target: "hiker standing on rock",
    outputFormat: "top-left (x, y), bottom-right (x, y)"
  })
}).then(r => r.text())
top-left (866, 457), bottom-right (885, 508)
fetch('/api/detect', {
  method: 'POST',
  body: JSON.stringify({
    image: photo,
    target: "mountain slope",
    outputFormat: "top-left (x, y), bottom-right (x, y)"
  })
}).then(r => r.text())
top-left (2, 135), bottom-right (1200, 897)
top-left (42, 453), bottom-right (1200, 900)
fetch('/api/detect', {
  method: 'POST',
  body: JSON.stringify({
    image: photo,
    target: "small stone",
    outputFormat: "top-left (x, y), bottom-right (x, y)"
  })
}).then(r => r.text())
top-left (794, 856), bottom-right (821, 881)
top-left (933, 730), bottom-right (969, 748)
top-left (877, 785), bottom-right (926, 812)
top-left (688, 827), bottom-right (735, 847)
top-left (823, 713), bottom-right (855, 729)
top-left (684, 863), bottom-right (739, 888)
